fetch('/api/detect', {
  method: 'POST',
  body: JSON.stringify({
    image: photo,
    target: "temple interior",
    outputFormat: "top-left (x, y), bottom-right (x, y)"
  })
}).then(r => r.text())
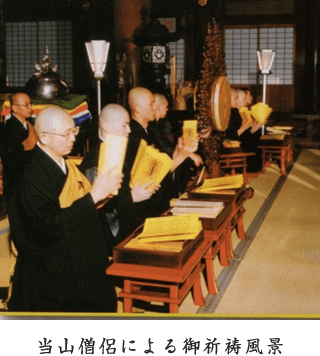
top-left (1, 0), bottom-right (320, 315)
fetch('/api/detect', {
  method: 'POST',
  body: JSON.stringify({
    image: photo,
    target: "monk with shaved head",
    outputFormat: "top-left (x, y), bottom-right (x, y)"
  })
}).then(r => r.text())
top-left (1, 92), bottom-right (37, 195)
top-left (79, 103), bottom-right (160, 244)
top-left (126, 87), bottom-right (200, 214)
top-left (7, 105), bottom-right (122, 312)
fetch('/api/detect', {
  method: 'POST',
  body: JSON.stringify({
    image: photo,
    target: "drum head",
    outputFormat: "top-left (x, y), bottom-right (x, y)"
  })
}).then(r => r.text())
top-left (209, 76), bottom-right (231, 131)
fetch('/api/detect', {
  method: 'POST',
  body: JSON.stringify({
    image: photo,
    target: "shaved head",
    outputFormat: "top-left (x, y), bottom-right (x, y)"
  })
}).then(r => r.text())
top-left (237, 90), bottom-right (247, 108)
top-left (100, 104), bottom-right (129, 125)
top-left (35, 105), bottom-right (72, 135)
top-left (128, 87), bottom-right (156, 128)
top-left (230, 88), bottom-right (238, 108)
top-left (128, 87), bottom-right (153, 109)
top-left (154, 93), bottom-right (167, 106)
top-left (99, 103), bottom-right (131, 138)
top-left (10, 92), bottom-right (33, 123)
top-left (154, 93), bottom-right (168, 121)
top-left (35, 106), bottom-right (76, 161)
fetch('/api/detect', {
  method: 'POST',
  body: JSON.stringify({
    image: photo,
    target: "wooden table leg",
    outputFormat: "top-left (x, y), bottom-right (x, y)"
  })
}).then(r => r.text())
top-left (280, 148), bottom-right (286, 175)
top-left (225, 229), bottom-right (234, 260)
top-left (123, 280), bottom-right (133, 313)
top-left (192, 275), bottom-right (205, 306)
top-left (288, 145), bottom-right (293, 162)
top-left (204, 253), bottom-right (219, 294)
top-left (243, 157), bottom-right (249, 184)
top-left (261, 149), bottom-right (266, 171)
top-left (169, 285), bottom-right (179, 313)
top-left (235, 211), bottom-right (246, 240)
top-left (218, 234), bottom-right (230, 267)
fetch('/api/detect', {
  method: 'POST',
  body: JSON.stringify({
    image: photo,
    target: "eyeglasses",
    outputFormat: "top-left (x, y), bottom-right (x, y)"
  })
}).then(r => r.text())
top-left (13, 102), bottom-right (33, 108)
top-left (43, 126), bottom-right (80, 139)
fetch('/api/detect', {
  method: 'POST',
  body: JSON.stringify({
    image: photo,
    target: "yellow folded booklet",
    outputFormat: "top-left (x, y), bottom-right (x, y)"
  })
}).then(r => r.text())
top-left (98, 134), bottom-right (128, 195)
top-left (125, 239), bottom-right (185, 252)
top-left (182, 120), bottom-right (197, 145)
top-left (196, 174), bottom-right (244, 192)
top-left (239, 106), bottom-right (253, 125)
top-left (260, 134), bottom-right (285, 140)
top-left (130, 139), bottom-right (173, 190)
top-left (134, 213), bottom-right (202, 243)
top-left (273, 126), bottom-right (292, 131)
top-left (250, 102), bottom-right (273, 124)
top-left (223, 140), bottom-right (240, 148)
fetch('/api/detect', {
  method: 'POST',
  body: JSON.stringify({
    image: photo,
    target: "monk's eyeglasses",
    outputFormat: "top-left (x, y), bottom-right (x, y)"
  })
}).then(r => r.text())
top-left (44, 126), bottom-right (80, 139)
top-left (13, 101), bottom-right (33, 108)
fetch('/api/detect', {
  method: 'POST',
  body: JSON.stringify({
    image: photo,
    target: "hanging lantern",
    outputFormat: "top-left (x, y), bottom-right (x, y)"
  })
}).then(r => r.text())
top-left (133, 18), bottom-right (178, 92)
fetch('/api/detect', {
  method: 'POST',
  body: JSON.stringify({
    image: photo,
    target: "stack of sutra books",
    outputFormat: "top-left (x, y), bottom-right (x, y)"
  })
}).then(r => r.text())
top-left (171, 200), bottom-right (224, 218)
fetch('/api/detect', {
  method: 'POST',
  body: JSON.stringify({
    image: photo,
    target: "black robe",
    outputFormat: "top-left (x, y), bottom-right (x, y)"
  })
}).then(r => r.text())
top-left (7, 146), bottom-right (117, 312)
top-left (147, 119), bottom-right (199, 197)
top-left (225, 108), bottom-right (242, 141)
top-left (0, 115), bottom-right (31, 196)
top-left (224, 108), bottom-right (262, 172)
top-left (79, 139), bottom-right (149, 244)
top-left (126, 119), bottom-right (172, 215)
top-left (239, 127), bottom-right (263, 173)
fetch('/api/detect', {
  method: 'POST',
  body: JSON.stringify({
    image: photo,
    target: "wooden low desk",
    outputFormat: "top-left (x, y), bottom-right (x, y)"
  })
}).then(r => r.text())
top-left (220, 152), bottom-right (256, 184)
top-left (107, 236), bottom-right (211, 313)
top-left (188, 186), bottom-right (253, 295)
top-left (107, 186), bottom-right (253, 313)
top-left (258, 139), bottom-right (294, 175)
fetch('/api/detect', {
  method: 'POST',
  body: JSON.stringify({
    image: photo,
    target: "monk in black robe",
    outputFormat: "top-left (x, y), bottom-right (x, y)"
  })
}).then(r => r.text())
top-left (149, 93), bottom-right (203, 196)
top-left (80, 104), bottom-right (160, 244)
top-left (237, 89), bottom-right (263, 173)
top-left (126, 87), bottom-right (200, 215)
top-left (7, 106), bottom-right (123, 312)
top-left (0, 93), bottom-right (38, 196)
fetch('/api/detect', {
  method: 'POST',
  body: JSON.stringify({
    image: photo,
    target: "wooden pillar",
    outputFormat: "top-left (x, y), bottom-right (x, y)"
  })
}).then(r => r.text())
top-left (0, 0), bottom-right (5, 90)
top-left (310, 0), bottom-right (320, 113)
top-left (113, 0), bottom-right (151, 87)
top-left (295, 0), bottom-right (320, 113)
top-left (193, 1), bottom-right (220, 78)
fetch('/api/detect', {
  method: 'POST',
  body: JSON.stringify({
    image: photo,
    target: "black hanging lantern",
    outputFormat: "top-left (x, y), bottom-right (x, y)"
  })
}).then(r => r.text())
top-left (133, 18), bottom-right (178, 92)
top-left (142, 45), bottom-right (167, 64)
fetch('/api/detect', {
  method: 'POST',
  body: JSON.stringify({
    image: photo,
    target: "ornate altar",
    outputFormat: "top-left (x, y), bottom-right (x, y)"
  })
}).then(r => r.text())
top-left (1, 48), bottom-right (92, 155)
top-left (195, 19), bottom-right (231, 177)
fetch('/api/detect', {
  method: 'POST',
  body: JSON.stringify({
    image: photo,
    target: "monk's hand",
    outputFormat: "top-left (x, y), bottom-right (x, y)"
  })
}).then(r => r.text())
top-left (189, 153), bottom-right (203, 167)
top-left (171, 137), bottom-right (199, 171)
top-left (250, 122), bottom-right (263, 133)
top-left (131, 181), bottom-right (161, 202)
top-left (178, 136), bottom-right (199, 157)
top-left (90, 167), bottom-right (124, 205)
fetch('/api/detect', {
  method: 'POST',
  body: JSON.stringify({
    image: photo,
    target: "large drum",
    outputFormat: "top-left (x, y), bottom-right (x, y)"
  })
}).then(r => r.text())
top-left (209, 76), bottom-right (231, 131)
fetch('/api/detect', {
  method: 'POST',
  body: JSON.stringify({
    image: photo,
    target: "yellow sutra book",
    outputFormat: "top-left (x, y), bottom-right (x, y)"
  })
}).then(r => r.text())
top-left (182, 120), bottom-right (197, 145)
top-left (223, 140), bottom-right (240, 148)
top-left (260, 134), bottom-right (286, 141)
top-left (250, 102), bottom-right (273, 124)
top-left (130, 139), bottom-right (173, 190)
top-left (196, 174), bottom-right (244, 193)
top-left (128, 214), bottom-right (202, 244)
top-left (98, 134), bottom-right (128, 195)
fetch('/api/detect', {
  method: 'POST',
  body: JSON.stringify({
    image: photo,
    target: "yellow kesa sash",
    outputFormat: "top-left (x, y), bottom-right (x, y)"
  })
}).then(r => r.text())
top-left (22, 121), bottom-right (39, 151)
top-left (59, 160), bottom-right (92, 208)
